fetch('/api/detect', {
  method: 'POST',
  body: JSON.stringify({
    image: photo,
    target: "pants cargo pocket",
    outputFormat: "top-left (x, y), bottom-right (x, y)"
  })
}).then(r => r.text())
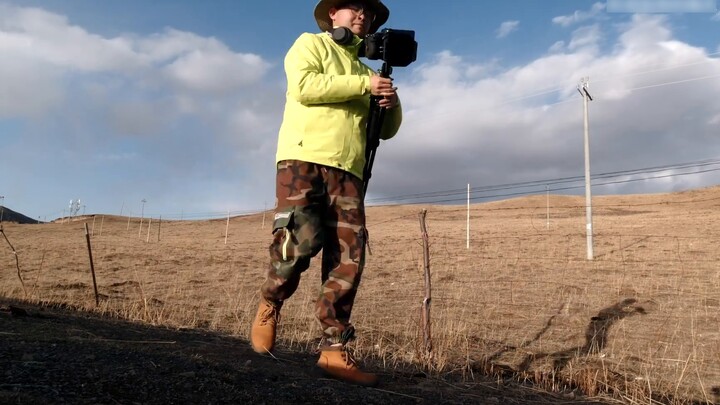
top-left (272, 209), bottom-right (294, 262)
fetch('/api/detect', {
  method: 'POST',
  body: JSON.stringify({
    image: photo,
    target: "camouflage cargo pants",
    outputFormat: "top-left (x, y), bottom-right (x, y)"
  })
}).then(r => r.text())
top-left (260, 160), bottom-right (366, 340)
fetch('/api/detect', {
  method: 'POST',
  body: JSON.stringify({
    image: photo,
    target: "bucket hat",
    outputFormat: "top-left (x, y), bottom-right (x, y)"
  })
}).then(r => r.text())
top-left (314, 0), bottom-right (389, 34)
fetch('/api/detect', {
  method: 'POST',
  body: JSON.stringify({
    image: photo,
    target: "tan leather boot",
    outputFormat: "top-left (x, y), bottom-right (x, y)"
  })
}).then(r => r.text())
top-left (250, 298), bottom-right (280, 354)
top-left (316, 344), bottom-right (378, 387)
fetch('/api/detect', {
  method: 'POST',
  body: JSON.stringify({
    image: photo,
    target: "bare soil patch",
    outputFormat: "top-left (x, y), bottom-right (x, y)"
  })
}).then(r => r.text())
top-left (0, 299), bottom-right (606, 404)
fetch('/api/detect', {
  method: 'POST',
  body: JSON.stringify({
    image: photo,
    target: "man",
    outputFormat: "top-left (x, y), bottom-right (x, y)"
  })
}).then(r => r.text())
top-left (250, 0), bottom-right (402, 387)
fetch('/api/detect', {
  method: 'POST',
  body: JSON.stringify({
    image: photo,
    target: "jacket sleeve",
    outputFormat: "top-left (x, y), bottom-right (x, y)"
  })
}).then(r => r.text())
top-left (285, 34), bottom-right (371, 105)
top-left (380, 99), bottom-right (402, 140)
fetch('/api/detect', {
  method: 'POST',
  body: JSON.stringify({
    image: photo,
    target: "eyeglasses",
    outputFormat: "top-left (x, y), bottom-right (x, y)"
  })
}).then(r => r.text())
top-left (338, 2), bottom-right (376, 22)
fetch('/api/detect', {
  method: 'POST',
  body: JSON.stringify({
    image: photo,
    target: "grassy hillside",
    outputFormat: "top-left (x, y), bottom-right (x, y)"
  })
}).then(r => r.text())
top-left (2, 186), bottom-right (720, 404)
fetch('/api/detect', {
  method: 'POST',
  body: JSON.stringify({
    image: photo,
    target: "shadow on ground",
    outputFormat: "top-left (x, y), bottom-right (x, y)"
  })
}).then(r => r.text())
top-left (0, 298), bottom-right (612, 404)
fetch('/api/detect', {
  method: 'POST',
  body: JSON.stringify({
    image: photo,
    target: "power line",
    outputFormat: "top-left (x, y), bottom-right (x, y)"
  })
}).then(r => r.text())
top-left (138, 158), bottom-right (720, 219)
top-left (617, 73), bottom-right (720, 94)
top-left (378, 165), bottom-right (720, 206)
top-left (591, 52), bottom-right (720, 84)
top-left (366, 158), bottom-right (720, 203)
top-left (474, 52), bottom-right (720, 111)
top-left (366, 158), bottom-right (720, 205)
top-left (36, 158), bottom-right (719, 221)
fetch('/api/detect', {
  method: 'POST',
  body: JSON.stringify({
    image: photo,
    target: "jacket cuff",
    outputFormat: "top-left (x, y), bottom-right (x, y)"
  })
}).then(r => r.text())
top-left (361, 75), bottom-right (371, 95)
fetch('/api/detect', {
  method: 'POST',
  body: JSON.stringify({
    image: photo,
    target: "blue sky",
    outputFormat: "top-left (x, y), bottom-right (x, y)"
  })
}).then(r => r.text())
top-left (2, 1), bottom-right (720, 220)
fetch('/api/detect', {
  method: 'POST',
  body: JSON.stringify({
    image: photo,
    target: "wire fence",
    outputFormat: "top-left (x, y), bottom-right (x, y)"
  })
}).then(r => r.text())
top-left (2, 192), bottom-right (720, 402)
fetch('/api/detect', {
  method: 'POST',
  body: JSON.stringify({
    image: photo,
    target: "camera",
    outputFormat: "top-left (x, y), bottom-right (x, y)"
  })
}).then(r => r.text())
top-left (362, 28), bottom-right (417, 67)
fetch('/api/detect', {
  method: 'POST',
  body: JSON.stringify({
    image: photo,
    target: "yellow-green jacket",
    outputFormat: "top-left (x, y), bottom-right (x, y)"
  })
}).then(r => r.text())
top-left (276, 32), bottom-right (402, 180)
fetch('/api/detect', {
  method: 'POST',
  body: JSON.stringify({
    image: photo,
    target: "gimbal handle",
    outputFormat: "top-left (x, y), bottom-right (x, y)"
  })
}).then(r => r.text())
top-left (362, 62), bottom-right (393, 198)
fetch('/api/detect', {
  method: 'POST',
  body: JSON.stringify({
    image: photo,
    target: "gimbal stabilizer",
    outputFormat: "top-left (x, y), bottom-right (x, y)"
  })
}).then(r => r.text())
top-left (362, 62), bottom-right (393, 197)
top-left (360, 29), bottom-right (417, 198)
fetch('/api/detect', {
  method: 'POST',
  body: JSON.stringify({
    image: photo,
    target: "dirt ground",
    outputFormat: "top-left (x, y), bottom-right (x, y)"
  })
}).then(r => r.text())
top-left (3, 187), bottom-right (720, 404)
top-left (0, 299), bottom-right (612, 405)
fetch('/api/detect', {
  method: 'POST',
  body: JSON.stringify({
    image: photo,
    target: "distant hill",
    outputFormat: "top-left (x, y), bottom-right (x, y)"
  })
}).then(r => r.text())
top-left (0, 206), bottom-right (39, 224)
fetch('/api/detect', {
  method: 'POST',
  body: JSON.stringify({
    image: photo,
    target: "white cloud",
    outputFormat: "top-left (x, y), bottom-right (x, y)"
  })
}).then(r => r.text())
top-left (568, 24), bottom-right (603, 51)
top-left (0, 5), bottom-right (142, 71)
top-left (0, 3), bottom-right (280, 219)
top-left (496, 20), bottom-right (519, 38)
top-left (553, 2), bottom-right (606, 27)
top-left (372, 14), bottom-right (720, 201)
top-left (607, 0), bottom-right (717, 13)
top-left (0, 53), bottom-right (63, 117)
top-left (617, 15), bottom-right (672, 52)
top-left (3, 3), bottom-right (720, 218)
top-left (139, 29), bottom-right (272, 93)
top-left (0, 3), bottom-right (272, 120)
top-left (712, 11), bottom-right (720, 20)
top-left (548, 41), bottom-right (566, 53)
top-left (465, 58), bottom-right (502, 80)
top-left (137, 29), bottom-right (221, 63)
top-left (165, 49), bottom-right (269, 93)
top-left (548, 24), bottom-right (603, 53)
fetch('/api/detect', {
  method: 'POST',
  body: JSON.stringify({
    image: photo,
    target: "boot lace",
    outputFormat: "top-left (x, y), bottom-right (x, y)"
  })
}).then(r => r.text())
top-left (259, 304), bottom-right (279, 326)
top-left (340, 347), bottom-right (358, 368)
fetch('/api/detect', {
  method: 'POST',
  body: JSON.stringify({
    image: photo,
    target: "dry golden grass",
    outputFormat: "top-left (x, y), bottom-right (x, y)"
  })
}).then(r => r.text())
top-left (2, 186), bottom-right (720, 404)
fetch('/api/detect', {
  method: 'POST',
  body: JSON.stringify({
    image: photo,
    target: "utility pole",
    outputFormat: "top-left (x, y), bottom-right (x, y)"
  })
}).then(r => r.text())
top-left (138, 199), bottom-right (146, 237)
top-left (577, 77), bottom-right (594, 260)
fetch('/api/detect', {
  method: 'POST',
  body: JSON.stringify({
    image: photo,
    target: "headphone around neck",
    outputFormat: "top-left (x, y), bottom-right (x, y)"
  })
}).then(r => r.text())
top-left (331, 27), bottom-right (355, 45)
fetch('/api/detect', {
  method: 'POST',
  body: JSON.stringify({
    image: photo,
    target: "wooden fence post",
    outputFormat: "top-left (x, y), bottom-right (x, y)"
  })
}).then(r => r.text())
top-left (146, 217), bottom-right (152, 243)
top-left (1, 225), bottom-right (27, 297)
top-left (84, 223), bottom-right (99, 307)
top-left (225, 211), bottom-right (230, 245)
top-left (419, 209), bottom-right (432, 354)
